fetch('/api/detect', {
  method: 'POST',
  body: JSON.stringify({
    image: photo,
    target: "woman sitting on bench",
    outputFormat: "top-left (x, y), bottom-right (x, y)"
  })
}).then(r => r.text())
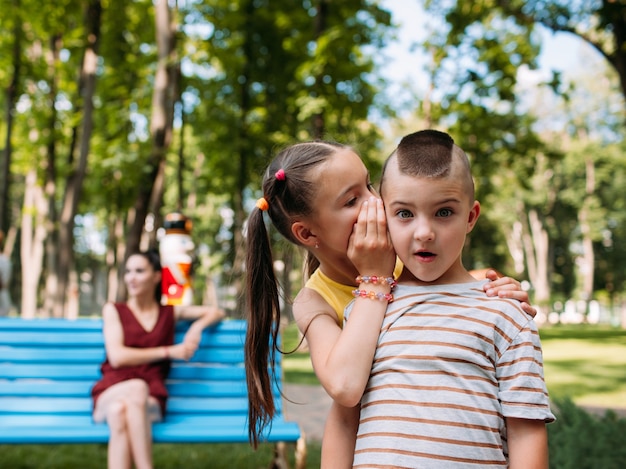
top-left (91, 250), bottom-right (225, 469)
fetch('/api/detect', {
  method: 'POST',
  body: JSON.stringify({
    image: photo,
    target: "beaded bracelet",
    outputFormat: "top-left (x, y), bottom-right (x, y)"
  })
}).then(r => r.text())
top-left (352, 289), bottom-right (394, 303)
top-left (356, 275), bottom-right (397, 289)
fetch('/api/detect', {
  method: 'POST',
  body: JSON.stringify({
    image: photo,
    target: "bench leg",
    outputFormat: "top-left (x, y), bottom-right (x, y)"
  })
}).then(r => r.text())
top-left (294, 434), bottom-right (307, 469)
top-left (269, 434), bottom-right (307, 469)
top-left (270, 442), bottom-right (289, 469)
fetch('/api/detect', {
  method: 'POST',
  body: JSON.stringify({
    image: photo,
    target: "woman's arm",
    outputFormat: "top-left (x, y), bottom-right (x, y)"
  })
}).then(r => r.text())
top-left (174, 304), bottom-right (226, 354)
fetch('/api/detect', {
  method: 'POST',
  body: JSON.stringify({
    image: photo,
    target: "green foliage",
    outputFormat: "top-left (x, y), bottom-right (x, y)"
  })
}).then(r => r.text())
top-left (548, 398), bottom-right (626, 469)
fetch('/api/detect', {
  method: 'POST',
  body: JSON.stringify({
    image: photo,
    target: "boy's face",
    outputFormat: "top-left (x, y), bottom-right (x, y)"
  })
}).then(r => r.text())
top-left (382, 158), bottom-right (480, 285)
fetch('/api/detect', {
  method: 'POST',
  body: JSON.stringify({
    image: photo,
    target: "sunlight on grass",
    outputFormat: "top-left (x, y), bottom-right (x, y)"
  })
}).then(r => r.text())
top-left (540, 326), bottom-right (626, 410)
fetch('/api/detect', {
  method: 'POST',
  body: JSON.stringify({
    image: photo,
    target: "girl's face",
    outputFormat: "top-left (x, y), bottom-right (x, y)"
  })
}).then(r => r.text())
top-left (306, 149), bottom-right (376, 258)
top-left (124, 254), bottom-right (161, 299)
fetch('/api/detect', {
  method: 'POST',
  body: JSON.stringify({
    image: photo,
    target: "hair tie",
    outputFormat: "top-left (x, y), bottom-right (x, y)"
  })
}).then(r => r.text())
top-left (275, 169), bottom-right (286, 181)
top-left (256, 197), bottom-right (269, 211)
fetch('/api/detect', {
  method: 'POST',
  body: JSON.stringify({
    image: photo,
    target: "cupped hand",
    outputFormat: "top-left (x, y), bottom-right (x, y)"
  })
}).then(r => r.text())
top-left (347, 197), bottom-right (396, 279)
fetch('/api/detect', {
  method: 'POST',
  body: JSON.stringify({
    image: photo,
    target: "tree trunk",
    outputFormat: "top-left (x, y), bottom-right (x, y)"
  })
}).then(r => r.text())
top-left (231, 0), bottom-right (254, 317)
top-left (0, 2), bottom-right (21, 233)
top-left (126, 0), bottom-right (177, 258)
top-left (578, 156), bottom-right (596, 309)
top-left (525, 209), bottom-right (550, 311)
top-left (312, 0), bottom-right (328, 139)
top-left (20, 172), bottom-right (48, 319)
top-left (42, 34), bottom-right (62, 318)
top-left (56, 0), bottom-right (102, 318)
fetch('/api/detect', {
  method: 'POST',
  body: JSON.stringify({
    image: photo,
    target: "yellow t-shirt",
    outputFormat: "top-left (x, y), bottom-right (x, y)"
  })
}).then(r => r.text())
top-left (304, 260), bottom-right (403, 326)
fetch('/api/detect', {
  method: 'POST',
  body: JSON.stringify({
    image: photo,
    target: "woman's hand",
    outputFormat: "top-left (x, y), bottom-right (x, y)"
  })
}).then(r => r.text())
top-left (347, 197), bottom-right (396, 279)
top-left (168, 339), bottom-right (198, 361)
top-left (483, 269), bottom-right (537, 318)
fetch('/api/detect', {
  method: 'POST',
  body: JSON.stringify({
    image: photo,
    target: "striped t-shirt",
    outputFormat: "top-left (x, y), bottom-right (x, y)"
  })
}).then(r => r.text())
top-left (348, 281), bottom-right (555, 468)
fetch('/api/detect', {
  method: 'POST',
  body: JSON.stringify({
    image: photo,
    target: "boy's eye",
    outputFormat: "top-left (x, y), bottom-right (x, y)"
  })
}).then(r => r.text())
top-left (397, 209), bottom-right (413, 219)
top-left (437, 208), bottom-right (453, 217)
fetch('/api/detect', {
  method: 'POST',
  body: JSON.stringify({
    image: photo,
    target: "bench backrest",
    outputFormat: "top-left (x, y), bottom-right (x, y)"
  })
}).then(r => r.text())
top-left (0, 317), bottom-right (294, 442)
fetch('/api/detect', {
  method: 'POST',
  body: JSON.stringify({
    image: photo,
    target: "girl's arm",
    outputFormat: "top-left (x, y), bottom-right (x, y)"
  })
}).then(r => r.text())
top-left (295, 198), bottom-right (396, 407)
top-left (482, 269), bottom-right (538, 318)
top-left (506, 417), bottom-right (549, 469)
top-left (321, 402), bottom-right (359, 469)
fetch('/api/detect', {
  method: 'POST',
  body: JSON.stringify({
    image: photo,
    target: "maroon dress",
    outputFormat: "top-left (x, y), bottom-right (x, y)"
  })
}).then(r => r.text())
top-left (91, 303), bottom-right (175, 414)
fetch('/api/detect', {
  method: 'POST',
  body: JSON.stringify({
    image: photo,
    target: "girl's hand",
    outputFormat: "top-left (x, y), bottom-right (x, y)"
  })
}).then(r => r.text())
top-left (347, 197), bottom-right (396, 278)
top-left (483, 269), bottom-right (537, 318)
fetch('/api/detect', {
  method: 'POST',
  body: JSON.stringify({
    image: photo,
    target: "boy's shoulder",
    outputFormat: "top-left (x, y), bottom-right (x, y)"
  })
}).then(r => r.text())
top-left (394, 281), bottom-right (529, 320)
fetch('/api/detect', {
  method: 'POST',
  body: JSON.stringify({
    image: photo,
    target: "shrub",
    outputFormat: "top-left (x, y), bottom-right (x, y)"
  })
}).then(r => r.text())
top-left (548, 398), bottom-right (626, 469)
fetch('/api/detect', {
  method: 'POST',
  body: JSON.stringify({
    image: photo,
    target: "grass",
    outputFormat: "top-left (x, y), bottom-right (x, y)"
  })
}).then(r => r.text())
top-left (0, 442), bottom-right (321, 469)
top-left (1, 323), bottom-right (623, 468)
top-left (539, 324), bottom-right (626, 410)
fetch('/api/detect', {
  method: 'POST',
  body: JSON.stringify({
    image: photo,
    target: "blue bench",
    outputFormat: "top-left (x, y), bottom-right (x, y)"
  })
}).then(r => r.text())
top-left (0, 317), bottom-right (305, 468)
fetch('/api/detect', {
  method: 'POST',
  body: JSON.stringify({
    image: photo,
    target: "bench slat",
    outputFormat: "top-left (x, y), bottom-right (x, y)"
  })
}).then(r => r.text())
top-left (0, 348), bottom-right (244, 364)
top-left (0, 380), bottom-right (249, 397)
top-left (0, 417), bottom-right (300, 445)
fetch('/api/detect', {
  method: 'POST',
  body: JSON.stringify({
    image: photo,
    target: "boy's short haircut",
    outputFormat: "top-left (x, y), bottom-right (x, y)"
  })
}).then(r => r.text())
top-left (381, 129), bottom-right (474, 200)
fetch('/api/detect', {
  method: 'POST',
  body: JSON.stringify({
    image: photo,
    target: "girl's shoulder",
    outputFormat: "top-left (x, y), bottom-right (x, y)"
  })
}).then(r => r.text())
top-left (293, 286), bottom-right (341, 326)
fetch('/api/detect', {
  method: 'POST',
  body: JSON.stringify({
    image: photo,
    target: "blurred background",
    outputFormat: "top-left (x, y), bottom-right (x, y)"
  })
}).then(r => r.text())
top-left (0, 0), bottom-right (624, 328)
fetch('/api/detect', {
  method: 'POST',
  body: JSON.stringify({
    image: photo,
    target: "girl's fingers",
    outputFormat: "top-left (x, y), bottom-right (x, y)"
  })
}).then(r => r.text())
top-left (366, 197), bottom-right (379, 238)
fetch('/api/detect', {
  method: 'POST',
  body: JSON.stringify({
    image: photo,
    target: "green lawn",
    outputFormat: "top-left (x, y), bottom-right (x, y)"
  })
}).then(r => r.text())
top-left (539, 324), bottom-right (626, 410)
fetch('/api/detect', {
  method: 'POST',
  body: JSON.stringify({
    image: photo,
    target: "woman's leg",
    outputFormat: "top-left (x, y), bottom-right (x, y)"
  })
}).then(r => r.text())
top-left (93, 379), bottom-right (162, 469)
top-left (123, 379), bottom-right (161, 469)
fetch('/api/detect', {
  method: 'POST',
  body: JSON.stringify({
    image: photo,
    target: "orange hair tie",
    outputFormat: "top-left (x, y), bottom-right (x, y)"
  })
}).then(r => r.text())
top-left (256, 197), bottom-right (269, 211)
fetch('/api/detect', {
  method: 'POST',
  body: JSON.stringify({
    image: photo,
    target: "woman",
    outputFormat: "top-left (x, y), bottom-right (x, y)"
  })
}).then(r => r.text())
top-left (91, 250), bottom-right (225, 469)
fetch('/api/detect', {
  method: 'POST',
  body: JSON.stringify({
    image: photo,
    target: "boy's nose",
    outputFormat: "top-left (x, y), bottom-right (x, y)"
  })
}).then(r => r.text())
top-left (414, 221), bottom-right (435, 241)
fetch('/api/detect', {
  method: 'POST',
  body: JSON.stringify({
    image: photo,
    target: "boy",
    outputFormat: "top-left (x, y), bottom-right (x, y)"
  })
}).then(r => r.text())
top-left (349, 130), bottom-right (554, 468)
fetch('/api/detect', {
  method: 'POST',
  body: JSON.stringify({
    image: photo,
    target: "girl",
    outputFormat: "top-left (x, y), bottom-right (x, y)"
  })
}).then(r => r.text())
top-left (92, 250), bottom-right (225, 469)
top-left (244, 141), bottom-right (535, 467)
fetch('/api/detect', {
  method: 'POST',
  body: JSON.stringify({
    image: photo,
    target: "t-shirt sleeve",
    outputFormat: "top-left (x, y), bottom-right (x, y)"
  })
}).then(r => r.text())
top-left (496, 318), bottom-right (555, 423)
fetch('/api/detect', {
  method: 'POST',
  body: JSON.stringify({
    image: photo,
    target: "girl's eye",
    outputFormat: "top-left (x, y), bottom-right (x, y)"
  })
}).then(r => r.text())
top-left (346, 197), bottom-right (358, 207)
top-left (437, 208), bottom-right (453, 217)
top-left (397, 209), bottom-right (413, 219)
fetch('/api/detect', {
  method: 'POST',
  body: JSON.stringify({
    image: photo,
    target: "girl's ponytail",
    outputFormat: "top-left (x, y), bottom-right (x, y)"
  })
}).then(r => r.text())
top-left (244, 205), bottom-right (281, 448)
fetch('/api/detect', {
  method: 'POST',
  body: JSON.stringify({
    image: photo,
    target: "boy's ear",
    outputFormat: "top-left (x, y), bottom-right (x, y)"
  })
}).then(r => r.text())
top-left (291, 221), bottom-right (317, 248)
top-left (466, 201), bottom-right (481, 233)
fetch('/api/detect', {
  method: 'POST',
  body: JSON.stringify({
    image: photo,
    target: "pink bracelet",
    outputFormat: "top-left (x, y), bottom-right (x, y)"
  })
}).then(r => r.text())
top-left (163, 346), bottom-right (170, 359)
top-left (356, 275), bottom-right (397, 289)
top-left (352, 289), bottom-right (394, 302)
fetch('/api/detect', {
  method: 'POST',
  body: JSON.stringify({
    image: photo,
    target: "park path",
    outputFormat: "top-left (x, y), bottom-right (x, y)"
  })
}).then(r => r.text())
top-left (283, 384), bottom-right (332, 443)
